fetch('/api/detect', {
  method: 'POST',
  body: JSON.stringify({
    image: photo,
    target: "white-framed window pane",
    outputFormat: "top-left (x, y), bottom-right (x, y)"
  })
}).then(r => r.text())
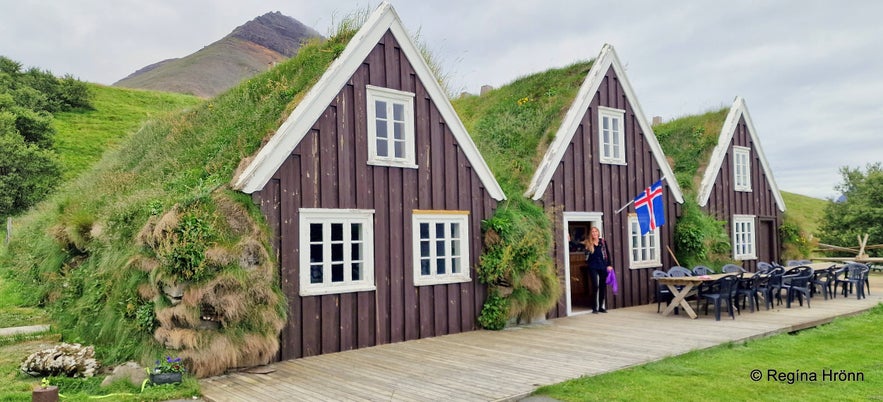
top-left (412, 212), bottom-right (470, 286)
top-left (599, 107), bottom-right (626, 164)
top-left (734, 147), bottom-right (751, 191)
top-left (299, 209), bottom-right (375, 296)
top-left (367, 85), bottom-right (416, 168)
top-left (627, 215), bottom-right (660, 269)
top-left (733, 215), bottom-right (756, 260)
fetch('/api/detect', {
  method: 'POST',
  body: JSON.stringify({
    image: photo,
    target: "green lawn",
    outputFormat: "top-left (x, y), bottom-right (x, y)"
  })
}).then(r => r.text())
top-left (534, 303), bottom-right (883, 401)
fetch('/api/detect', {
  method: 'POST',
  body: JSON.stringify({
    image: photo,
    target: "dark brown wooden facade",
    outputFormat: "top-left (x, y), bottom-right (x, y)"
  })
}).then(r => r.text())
top-left (538, 65), bottom-right (682, 318)
top-left (702, 114), bottom-right (783, 270)
top-left (252, 30), bottom-right (497, 361)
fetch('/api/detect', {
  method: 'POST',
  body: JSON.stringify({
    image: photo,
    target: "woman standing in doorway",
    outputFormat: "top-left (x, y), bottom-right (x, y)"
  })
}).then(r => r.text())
top-left (583, 226), bottom-right (613, 313)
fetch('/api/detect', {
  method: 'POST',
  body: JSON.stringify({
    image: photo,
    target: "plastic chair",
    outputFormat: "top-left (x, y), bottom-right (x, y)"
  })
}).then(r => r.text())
top-left (667, 266), bottom-right (693, 277)
top-left (782, 266), bottom-right (814, 308)
top-left (701, 275), bottom-right (739, 321)
top-left (810, 265), bottom-right (837, 300)
top-left (757, 266), bottom-right (785, 309)
top-left (735, 272), bottom-right (763, 313)
top-left (834, 263), bottom-right (869, 300)
top-left (757, 262), bottom-right (773, 274)
top-left (692, 265), bottom-right (714, 275)
top-left (722, 264), bottom-right (746, 274)
top-left (652, 270), bottom-right (673, 313)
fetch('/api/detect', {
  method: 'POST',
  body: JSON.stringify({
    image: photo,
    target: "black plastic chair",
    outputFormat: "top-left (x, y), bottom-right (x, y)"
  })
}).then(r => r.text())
top-left (652, 270), bottom-right (673, 313)
top-left (701, 275), bottom-right (739, 321)
top-left (782, 266), bottom-right (814, 308)
top-left (692, 265), bottom-right (714, 275)
top-left (834, 263), bottom-right (869, 300)
top-left (668, 266), bottom-right (693, 277)
top-left (758, 266), bottom-right (785, 309)
top-left (735, 272), bottom-right (763, 313)
top-left (757, 262), bottom-right (773, 274)
top-left (810, 266), bottom-right (837, 300)
top-left (722, 264), bottom-right (746, 274)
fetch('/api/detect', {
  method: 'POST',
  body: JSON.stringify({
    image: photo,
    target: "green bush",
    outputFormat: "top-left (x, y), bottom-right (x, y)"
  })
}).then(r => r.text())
top-left (674, 200), bottom-right (731, 269)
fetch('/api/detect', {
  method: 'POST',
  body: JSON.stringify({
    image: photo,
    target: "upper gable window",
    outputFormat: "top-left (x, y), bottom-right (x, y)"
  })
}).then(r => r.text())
top-left (598, 106), bottom-right (626, 165)
top-left (366, 85), bottom-right (417, 168)
top-left (733, 146), bottom-right (751, 192)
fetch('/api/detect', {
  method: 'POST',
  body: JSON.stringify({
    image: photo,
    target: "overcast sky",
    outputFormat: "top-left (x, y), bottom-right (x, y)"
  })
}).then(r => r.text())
top-left (2, 0), bottom-right (881, 200)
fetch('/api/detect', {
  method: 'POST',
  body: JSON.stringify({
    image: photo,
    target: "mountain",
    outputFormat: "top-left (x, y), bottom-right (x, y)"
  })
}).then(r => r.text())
top-left (113, 11), bottom-right (321, 98)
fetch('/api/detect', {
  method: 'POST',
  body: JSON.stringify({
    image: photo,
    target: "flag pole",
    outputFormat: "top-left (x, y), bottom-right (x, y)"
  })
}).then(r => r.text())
top-left (616, 177), bottom-right (666, 214)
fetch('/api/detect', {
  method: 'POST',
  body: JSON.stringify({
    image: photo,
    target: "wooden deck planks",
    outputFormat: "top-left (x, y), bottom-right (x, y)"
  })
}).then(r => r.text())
top-left (201, 278), bottom-right (882, 401)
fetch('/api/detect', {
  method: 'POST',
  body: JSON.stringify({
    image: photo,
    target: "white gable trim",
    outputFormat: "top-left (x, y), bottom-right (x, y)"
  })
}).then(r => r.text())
top-left (231, 2), bottom-right (505, 201)
top-left (524, 44), bottom-right (683, 204)
top-left (696, 97), bottom-right (785, 212)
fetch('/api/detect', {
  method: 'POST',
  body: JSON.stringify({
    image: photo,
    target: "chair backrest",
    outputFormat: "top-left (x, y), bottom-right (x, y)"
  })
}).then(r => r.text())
top-left (652, 269), bottom-right (669, 278)
top-left (785, 260), bottom-right (801, 266)
top-left (709, 274), bottom-right (739, 295)
top-left (668, 266), bottom-right (693, 277)
top-left (757, 262), bottom-right (773, 274)
top-left (846, 263), bottom-right (869, 280)
top-left (799, 260), bottom-right (813, 265)
top-left (692, 265), bottom-right (714, 275)
top-left (766, 267), bottom-right (785, 286)
top-left (722, 264), bottom-right (745, 273)
top-left (786, 266), bottom-right (814, 288)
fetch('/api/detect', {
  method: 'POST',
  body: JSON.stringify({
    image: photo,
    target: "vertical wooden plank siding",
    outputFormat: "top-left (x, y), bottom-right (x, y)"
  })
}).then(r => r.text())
top-left (253, 30), bottom-right (496, 361)
top-left (541, 66), bottom-right (679, 313)
top-left (703, 115), bottom-right (783, 269)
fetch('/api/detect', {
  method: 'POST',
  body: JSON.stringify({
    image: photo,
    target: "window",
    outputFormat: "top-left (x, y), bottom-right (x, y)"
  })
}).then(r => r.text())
top-left (733, 215), bottom-right (756, 260)
top-left (733, 146), bottom-right (751, 192)
top-left (299, 209), bottom-right (375, 296)
top-left (628, 214), bottom-right (660, 268)
top-left (412, 211), bottom-right (470, 286)
top-left (598, 106), bottom-right (626, 164)
top-left (366, 85), bottom-right (417, 168)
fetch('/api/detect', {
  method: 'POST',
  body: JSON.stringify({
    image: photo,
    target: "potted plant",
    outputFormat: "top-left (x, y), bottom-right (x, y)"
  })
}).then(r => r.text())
top-left (150, 356), bottom-right (186, 385)
top-left (32, 377), bottom-right (59, 402)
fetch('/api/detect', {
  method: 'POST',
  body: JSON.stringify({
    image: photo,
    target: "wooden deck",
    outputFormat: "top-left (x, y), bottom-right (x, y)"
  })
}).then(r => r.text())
top-left (201, 277), bottom-right (882, 401)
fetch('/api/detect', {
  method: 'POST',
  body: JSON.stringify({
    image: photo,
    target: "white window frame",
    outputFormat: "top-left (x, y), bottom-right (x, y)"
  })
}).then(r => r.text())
top-left (366, 85), bottom-right (417, 169)
top-left (598, 106), bottom-right (626, 165)
top-left (733, 146), bottom-right (752, 192)
top-left (627, 214), bottom-right (661, 269)
top-left (732, 214), bottom-right (757, 260)
top-left (412, 211), bottom-right (470, 286)
top-left (299, 208), bottom-right (376, 296)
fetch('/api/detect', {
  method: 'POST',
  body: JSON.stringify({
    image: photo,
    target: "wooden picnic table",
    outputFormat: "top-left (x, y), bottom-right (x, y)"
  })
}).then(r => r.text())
top-left (654, 273), bottom-right (732, 319)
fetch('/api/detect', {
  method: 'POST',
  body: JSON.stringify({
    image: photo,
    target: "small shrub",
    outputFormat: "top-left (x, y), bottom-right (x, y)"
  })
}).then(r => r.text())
top-left (477, 289), bottom-right (508, 330)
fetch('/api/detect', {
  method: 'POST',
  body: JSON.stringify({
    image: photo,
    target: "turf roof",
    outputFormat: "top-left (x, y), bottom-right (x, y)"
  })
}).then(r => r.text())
top-left (452, 61), bottom-right (594, 197)
top-left (653, 107), bottom-right (729, 194)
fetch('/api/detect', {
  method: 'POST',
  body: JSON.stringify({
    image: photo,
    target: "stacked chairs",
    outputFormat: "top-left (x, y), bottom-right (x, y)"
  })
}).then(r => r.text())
top-left (810, 265), bottom-right (838, 300)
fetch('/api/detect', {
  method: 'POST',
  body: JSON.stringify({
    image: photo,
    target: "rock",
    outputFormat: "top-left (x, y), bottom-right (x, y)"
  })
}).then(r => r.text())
top-left (20, 343), bottom-right (99, 378)
top-left (100, 362), bottom-right (148, 388)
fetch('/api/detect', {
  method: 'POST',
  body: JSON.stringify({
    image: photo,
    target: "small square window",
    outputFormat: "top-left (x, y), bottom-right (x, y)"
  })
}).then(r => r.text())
top-left (299, 209), bottom-right (375, 296)
top-left (412, 212), bottom-right (470, 286)
top-left (366, 85), bottom-right (417, 168)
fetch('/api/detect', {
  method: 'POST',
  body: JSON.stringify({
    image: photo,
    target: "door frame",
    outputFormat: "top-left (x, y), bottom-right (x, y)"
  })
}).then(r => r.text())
top-left (562, 211), bottom-right (603, 316)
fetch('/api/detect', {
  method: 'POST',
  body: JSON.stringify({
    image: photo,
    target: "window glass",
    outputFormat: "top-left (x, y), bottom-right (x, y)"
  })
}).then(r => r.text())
top-left (412, 213), bottom-right (470, 285)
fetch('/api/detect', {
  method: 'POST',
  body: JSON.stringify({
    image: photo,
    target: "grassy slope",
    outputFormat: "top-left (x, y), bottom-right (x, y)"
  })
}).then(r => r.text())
top-left (653, 108), bottom-right (727, 194)
top-left (53, 84), bottom-right (203, 181)
top-left (781, 190), bottom-right (827, 237)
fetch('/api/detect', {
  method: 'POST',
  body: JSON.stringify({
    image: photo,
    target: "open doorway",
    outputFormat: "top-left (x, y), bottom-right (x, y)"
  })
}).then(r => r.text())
top-left (562, 212), bottom-right (603, 316)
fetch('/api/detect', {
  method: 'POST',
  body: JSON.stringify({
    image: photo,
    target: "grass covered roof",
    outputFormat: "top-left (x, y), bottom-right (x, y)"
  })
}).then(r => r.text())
top-left (653, 107), bottom-right (729, 194)
top-left (452, 61), bottom-right (594, 196)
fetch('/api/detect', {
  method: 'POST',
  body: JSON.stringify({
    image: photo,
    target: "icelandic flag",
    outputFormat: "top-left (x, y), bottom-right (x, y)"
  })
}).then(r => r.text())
top-left (634, 180), bottom-right (665, 235)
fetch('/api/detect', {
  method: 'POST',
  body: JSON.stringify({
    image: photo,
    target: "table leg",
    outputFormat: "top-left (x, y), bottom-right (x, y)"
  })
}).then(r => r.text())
top-left (660, 283), bottom-right (698, 319)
